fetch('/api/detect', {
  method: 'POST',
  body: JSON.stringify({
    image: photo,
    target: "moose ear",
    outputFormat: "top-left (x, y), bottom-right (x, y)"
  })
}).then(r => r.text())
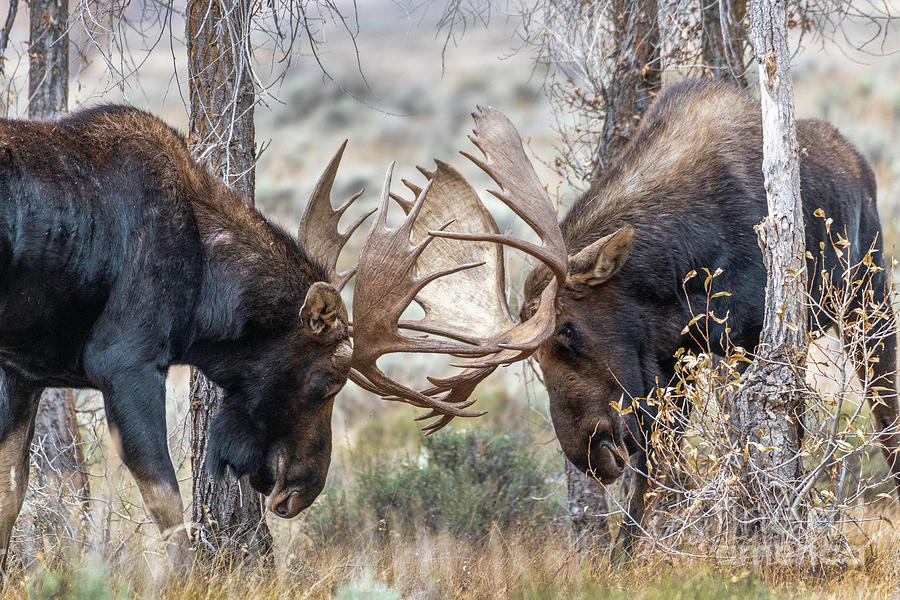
top-left (567, 225), bottom-right (634, 286)
top-left (300, 282), bottom-right (347, 335)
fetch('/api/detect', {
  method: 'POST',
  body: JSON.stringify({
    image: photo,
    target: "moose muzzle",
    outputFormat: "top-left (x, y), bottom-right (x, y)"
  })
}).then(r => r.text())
top-left (267, 490), bottom-right (306, 519)
top-left (588, 438), bottom-right (627, 484)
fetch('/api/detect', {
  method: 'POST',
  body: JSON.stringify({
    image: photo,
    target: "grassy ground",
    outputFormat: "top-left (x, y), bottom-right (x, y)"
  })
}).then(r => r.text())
top-left (1, 1), bottom-right (900, 598)
top-left (11, 512), bottom-right (900, 599)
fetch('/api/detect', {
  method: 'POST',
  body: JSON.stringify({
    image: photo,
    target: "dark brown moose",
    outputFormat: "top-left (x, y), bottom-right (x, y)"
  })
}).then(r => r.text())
top-left (465, 78), bottom-right (896, 555)
top-left (0, 104), bottom-right (566, 576)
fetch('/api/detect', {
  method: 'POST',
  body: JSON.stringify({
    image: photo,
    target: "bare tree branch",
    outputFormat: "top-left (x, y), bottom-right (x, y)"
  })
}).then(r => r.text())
top-left (0, 0), bottom-right (19, 115)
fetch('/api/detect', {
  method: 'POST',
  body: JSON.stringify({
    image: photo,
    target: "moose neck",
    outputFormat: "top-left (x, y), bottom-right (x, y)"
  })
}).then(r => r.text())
top-left (560, 80), bottom-right (760, 256)
top-left (182, 176), bottom-right (328, 384)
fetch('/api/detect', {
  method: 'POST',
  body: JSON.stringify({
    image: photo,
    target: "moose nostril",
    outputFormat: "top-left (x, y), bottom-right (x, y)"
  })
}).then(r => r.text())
top-left (275, 497), bottom-right (292, 518)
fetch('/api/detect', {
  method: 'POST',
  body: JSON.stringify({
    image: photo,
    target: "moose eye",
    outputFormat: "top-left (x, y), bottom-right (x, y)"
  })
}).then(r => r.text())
top-left (306, 371), bottom-right (340, 400)
top-left (557, 323), bottom-right (576, 347)
top-left (324, 379), bottom-right (342, 399)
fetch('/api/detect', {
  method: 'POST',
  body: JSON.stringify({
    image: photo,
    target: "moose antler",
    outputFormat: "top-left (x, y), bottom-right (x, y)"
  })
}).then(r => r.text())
top-left (297, 140), bottom-right (375, 290)
top-left (449, 106), bottom-right (568, 285)
top-left (391, 161), bottom-right (512, 346)
top-left (348, 164), bottom-right (491, 418)
top-left (349, 107), bottom-right (567, 432)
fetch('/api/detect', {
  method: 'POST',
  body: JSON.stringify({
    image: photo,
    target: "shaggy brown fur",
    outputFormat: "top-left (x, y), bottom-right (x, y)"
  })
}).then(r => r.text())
top-left (522, 78), bottom-right (896, 555)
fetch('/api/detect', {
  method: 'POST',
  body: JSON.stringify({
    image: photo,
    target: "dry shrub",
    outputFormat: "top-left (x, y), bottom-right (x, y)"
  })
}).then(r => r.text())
top-left (619, 214), bottom-right (900, 565)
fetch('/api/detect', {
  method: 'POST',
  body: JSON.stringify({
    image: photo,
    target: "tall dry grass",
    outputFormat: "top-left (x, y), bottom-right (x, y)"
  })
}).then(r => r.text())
top-left (5, 513), bottom-right (900, 599)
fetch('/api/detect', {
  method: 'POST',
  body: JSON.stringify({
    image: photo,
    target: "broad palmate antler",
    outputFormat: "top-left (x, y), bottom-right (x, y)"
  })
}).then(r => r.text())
top-left (348, 107), bottom-right (567, 432)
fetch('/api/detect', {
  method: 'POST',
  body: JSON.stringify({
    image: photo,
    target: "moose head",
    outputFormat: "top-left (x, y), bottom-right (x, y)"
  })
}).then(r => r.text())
top-left (377, 107), bottom-right (637, 486)
top-left (203, 124), bottom-right (570, 518)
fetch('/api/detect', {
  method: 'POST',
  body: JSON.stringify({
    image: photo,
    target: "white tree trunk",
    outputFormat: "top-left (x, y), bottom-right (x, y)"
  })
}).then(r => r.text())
top-left (751, 1), bottom-right (806, 352)
top-left (731, 0), bottom-right (808, 535)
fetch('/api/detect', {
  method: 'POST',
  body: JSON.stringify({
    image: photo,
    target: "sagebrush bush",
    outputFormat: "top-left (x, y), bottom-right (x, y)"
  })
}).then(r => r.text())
top-left (26, 558), bottom-right (130, 600)
top-left (301, 428), bottom-right (562, 545)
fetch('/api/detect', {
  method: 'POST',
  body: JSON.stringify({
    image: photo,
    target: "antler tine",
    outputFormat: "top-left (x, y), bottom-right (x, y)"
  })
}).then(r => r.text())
top-left (297, 140), bottom-right (375, 291)
top-left (398, 276), bottom-right (559, 434)
top-left (349, 109), bottom-right (567, 434)
top-left (427, 229), bottom-right (562, 280)
top-left (459, 106), bottom-right (568, 284)
top-left (349, 369), bottom-right (484, 417)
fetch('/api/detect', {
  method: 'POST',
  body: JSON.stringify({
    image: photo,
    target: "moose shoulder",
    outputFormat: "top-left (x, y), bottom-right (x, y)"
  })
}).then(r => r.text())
top-left (520, 79), bottom-right (898, 547)
top-left (0, 105), bottom-right (358, 569)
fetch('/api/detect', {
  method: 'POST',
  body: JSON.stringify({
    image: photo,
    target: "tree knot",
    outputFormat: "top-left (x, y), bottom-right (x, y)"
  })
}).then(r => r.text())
top-left (765, 55), bottom-right (777, 84)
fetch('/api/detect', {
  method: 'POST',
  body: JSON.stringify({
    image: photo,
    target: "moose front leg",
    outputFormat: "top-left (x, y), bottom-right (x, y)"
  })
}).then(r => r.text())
top-left (611, 450), bottom-right (649, 563)
top-left (0, 371), bottom-right (40, 583)
top-left (100, 367), bottom-right (191, 567)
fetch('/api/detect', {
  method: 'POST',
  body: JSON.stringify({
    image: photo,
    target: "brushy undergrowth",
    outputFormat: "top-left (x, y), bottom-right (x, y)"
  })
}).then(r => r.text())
top-left (302, 427), bottom-right (562, 546)
top-left (24, 558), bottom-right (130, 600)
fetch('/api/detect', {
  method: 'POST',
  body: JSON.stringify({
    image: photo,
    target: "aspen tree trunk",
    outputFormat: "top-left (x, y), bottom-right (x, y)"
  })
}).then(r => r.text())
top-left (186, 0), bottom-right (273, 563)
top-left (732, 0), bottom-right (807, 537)
top-left (566, 0), bottom-right (662, 551)
top-left (20, 0), bottom-right (90, 567)
top-left (702, 0), bottom-right (748, 81)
